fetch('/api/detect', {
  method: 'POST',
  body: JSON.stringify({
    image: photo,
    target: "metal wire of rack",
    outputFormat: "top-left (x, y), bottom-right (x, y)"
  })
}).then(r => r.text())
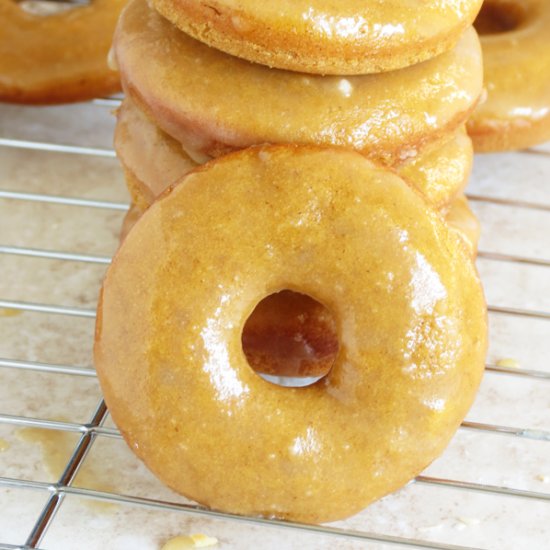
top-left (0, 98), bottom-right (549, 550)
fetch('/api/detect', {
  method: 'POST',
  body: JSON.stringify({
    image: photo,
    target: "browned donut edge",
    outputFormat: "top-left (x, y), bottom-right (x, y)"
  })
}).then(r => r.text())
top-left (468, 111), bottom-right (550, 152)
top-left (152, 0), bottom-right (482, 75)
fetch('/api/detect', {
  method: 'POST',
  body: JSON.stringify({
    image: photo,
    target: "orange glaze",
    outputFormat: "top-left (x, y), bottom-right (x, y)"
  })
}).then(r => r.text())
top-left (96, 145), bottom-right (487, 522)
top-left (151, 0), bottom-right (483, 75)
top-left (0, 0), bottom-right (124, 103)
top-left (115, 97), bottom-right (472, 210)
top-left (468, 0), bottom-right (550, 151)
top-left (114, 0), bottom-right (483, 166)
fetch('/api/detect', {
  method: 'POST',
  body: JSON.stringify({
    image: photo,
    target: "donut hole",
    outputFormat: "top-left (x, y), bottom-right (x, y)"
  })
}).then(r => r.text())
top-left (474, 1), bottom-right (527, 35)
top-left (241, 290), bottom-right (339, 388)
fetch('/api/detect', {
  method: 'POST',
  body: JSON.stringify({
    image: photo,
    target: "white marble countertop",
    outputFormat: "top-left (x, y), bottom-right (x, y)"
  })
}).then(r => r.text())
top-left (0, 101), bottom-right (549, 550)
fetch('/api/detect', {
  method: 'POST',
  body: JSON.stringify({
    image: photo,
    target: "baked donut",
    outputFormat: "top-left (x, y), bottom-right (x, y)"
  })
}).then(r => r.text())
top-left (120, 188), bottom-right (479, 382)
top-left (96, 145), bottom-right (487, 522)
top-left (150, 0), bottom-right (483, 75)
top-left (114, 0), bottom-right (483, 166)
top-left (0, 0), bottom-right (124, 103)
top-left (468, 0), bottom-right (550, 151)
top-left (120, 188), bottom-right (479, 379)
top-left (115, 97), bottom-right (472, 209)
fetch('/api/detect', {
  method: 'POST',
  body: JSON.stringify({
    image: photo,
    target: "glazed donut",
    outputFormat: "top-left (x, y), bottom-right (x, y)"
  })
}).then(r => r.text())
top-left (120, 186), bottom-right (479, 381)
top-left (468, 0), bottom-right (550, 151)
top-left (150, 0), bottom-right (483, 75)
top-left (0, 0), bottom-right (125, 103)
top-left (114, 0), bottom-right (483, 166)
top-left (115, 97), bottom-right (472, 209)
top-left (96, 145), bottom-right (487, 522)
top-left (120, 184), bottom-right (479, 379)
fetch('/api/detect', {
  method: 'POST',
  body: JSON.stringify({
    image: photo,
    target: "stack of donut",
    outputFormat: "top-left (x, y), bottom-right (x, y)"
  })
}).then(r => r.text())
top-left (96, 0), bottom-right (488, 524)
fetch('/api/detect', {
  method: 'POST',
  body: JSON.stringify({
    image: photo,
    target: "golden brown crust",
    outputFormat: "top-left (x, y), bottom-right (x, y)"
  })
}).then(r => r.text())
top-left (97, 145), bottom-right (487, 522)
top-left (0, 0), bottom-right (125, 104)
top-left (152, 0), bottom-right (483, 75)
top-left (468, 110), bottom-right (550, 152)
top-left (114, 1), bottom-right (483, 165)
top-left (468, 0), bottom-right (550, 151)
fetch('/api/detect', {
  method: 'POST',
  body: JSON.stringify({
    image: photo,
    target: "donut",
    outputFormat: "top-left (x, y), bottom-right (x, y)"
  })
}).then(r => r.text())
top-left (0, 0), bottom-right (125, 103)
top-left (96, 145), bottom-right (487, 522)
top-left (120, 188), bottom-right (479, 379)
top-left (115, 97), bottom-right (472, 209)
top-left (114, 0), bottom-right (483, 166)
top-left (150, 0), bottom-right (483, 75)
top-left (120, 186), bottom-right (479, 382)
top-left (468, 0), bottom-right (550, 151)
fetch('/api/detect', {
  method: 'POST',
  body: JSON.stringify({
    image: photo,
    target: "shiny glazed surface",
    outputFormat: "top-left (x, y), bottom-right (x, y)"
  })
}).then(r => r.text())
top-left (96, 146), bottom-right (487, 522)
top-left (0, 0), bottom-right (124, 103)
top-left (115, 97), bottom-right (472, 208)
top-left (468, 0), bottom-right (550, 151)
top-left (152, 0), bottom-right (482, 75)
top-left (115, 0), bottom-right (483, 164)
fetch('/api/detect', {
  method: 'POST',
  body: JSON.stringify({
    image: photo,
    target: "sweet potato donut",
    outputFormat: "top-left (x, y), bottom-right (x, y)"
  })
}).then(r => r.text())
top-left (150, 0), bottom-right (483, 75)
top-left (0, 0), bottom-right (125, 103)
top-left (114, 0), bottom-right (483, 166)
top-left (96, 145), bottom-right (487, 522)
top-left (115, 97), bottom-right (472, 209)
top-left (120, 190), bottom-right (479, 380)
top-left (468, 0), bottom-right (550, 151)
top-left (120, 179), bottom-right (480, 382)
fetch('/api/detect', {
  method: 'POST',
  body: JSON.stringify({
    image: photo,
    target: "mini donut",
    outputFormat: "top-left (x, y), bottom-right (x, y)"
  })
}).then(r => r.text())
top-left (150, 0), bottom-right (483, 75)
top-left (114, 0), bottom-right (483, 166)
top-left (115, 97), bottom-right (472, 209)
top-left (0, 0), bottom-right (125, 103)
top-left (96, 145), bottom-right (487, 523)
top-left (468, 0), bottom-right (550, 151)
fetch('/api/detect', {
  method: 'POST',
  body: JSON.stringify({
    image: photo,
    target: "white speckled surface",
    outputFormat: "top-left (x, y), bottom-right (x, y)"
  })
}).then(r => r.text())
top-left (0, 102), bottom-right (549, 550)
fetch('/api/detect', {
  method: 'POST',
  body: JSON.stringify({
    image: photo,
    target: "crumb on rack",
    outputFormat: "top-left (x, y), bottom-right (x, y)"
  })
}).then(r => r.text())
top-left (536, 474), bottom-right (550, 483)
top-left (161, 534), bottom-right (218, 549)
top-left (495, 357), bottom-right (520, 369)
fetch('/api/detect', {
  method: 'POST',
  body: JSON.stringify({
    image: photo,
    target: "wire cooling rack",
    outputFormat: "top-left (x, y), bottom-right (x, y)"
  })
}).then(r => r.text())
top-left (0, 99), bottom-right (549, 550)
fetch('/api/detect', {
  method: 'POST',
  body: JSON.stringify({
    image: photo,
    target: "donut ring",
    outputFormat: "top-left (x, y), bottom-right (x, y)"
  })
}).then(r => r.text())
top-left (96, 145), bottom-right (487, 522)
top-left (121, 188), bottom-right (479, 381)
top-left (120, 187), bottom-right (480, 380)
top-left (114, 0), bottom-right (483, 166)
top-left (0, 0), bottom-right (125, 103)
top-left (468, 0), bottom-right (550, 151)
top-left (150, 0), bottom-right (483, 75)
top-left (115, 97), bottom-right (472, 209)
